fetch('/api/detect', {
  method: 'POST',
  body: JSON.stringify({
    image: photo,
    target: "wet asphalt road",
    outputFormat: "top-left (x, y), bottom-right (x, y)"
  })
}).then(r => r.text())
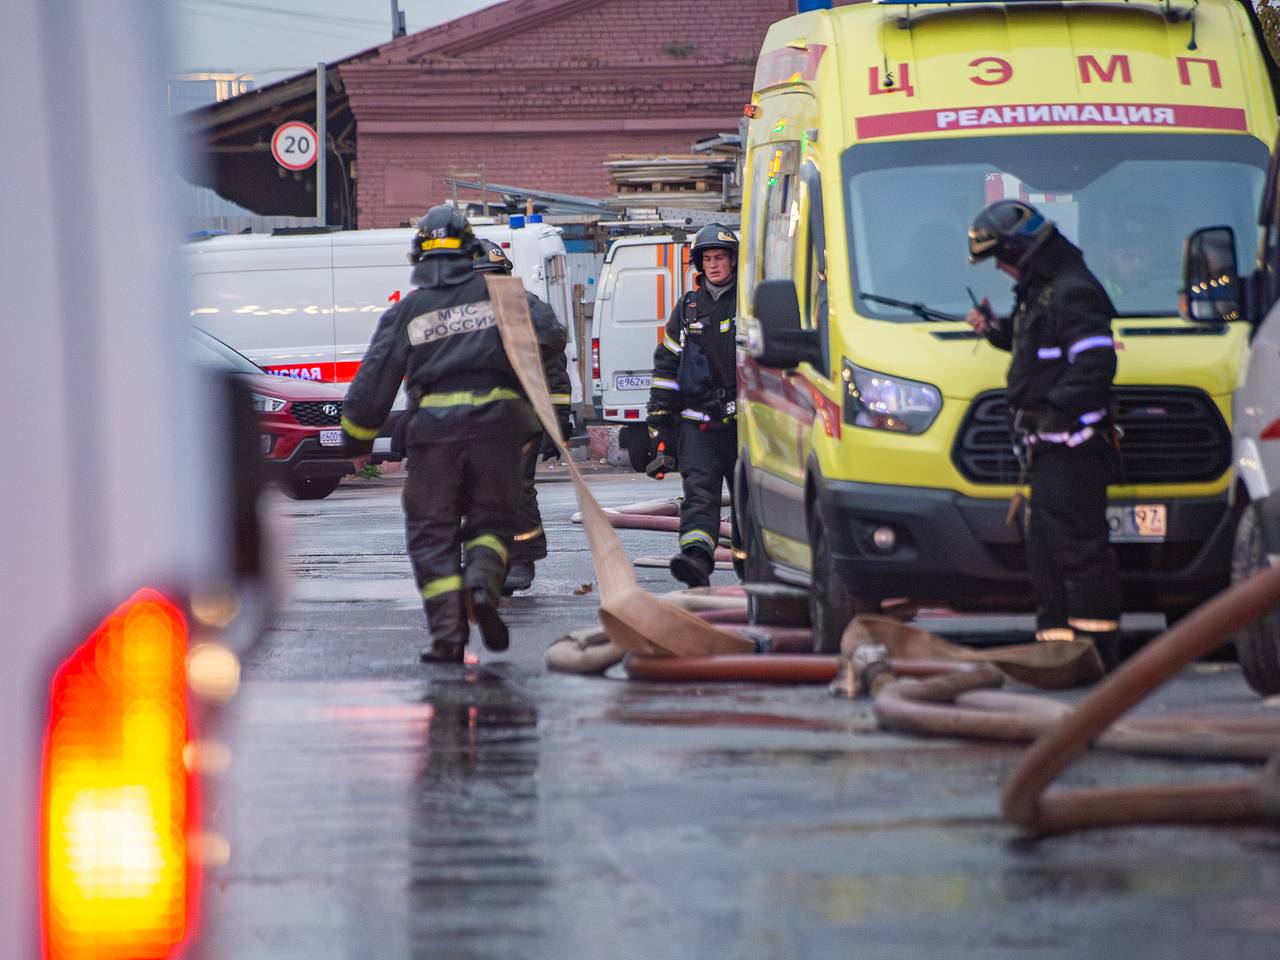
top-left (194, 470), bottom-right (1280, 960)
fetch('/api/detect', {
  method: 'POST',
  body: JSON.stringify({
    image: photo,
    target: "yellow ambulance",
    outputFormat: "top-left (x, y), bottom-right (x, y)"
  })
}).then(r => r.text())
top-left (736, 0), bottom-right (1278, 650)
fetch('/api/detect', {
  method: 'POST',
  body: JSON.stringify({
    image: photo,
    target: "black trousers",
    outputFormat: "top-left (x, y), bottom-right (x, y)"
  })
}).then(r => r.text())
top-left (677, 421), bottom-right (737, 558)
top-left (1026, 435), bottom-right (1121, 634)
top-left (509, 435), bottom-right (547, 564)
top-left (403, 437), bottom-right (525, 645)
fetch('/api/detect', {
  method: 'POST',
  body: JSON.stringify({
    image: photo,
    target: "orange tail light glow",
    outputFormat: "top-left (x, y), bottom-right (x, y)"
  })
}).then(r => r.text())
top-left (42, 589), bottom-right (196, 960)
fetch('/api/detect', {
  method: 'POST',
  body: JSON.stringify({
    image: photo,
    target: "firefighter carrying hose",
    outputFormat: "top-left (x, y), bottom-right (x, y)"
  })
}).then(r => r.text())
top-left (645, 224), bottom-right (739, 588)
top-left (966, 199), bottom-right (1122, 669)
top-left (471, 238), bottom-right (574, 595)
top-left (341, 207), bottom-right (569, 663)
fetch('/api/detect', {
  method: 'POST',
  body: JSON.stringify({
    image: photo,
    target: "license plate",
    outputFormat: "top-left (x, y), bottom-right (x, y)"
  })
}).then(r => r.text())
top-left (1107, 504), bottom-right (1166, 542)
top-left (319, 429), bottom-right (344, 447)
top-left (614, 373), bottom-right (652, 391)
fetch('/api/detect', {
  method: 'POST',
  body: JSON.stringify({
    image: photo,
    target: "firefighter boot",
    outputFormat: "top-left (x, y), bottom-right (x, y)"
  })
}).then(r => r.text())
top-left (1074, 626), bottom-right (1121, 673)
top-left (501, 560), bottom-right (536, 596)
top-left (669, 546), bottom-right (714, 589)
top-left (419, 593), bottom-right (468, 664)
top-left (464, 539), bottom-right (510, 652)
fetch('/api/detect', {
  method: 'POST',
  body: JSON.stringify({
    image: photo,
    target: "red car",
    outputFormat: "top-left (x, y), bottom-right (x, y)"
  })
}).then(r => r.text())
top-left (194, 328), bottom-right (355, 499)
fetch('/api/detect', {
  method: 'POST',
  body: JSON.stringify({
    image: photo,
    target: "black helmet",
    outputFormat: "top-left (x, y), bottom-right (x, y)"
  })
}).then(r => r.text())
top-left (690, 223), bottom-right (738, 274)
top-left (409, 205), bottom-right (475, 262)
top-left (472, 238), bottom-right (513, 274)
top-left (968, 199), bottom-right (1054, 267)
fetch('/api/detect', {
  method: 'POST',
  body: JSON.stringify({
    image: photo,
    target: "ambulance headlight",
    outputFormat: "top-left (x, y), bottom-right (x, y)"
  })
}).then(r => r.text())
top-left (841, 360), bottom-right (941, 434)
top-left (250, 393), bottom-right (287, 414)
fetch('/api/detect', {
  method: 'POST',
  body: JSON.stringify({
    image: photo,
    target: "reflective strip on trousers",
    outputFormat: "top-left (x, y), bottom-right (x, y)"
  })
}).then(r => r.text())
top-left (680, 529), bottom-right (717, 552)
top-left (1035, 628), bottom-right (1076, 642)
top-left (419, 387), bottom-right (522, 408)
top-left (1069, 617), bottom-right (1120, 633)
top-left (548, 394), bottom-right (571, 405)
top-left (341, 415), bottom-right (380, 440)
top-left (651, 378), bottom-right (679, 392)
top-left (465, 534), bottom-right (510, 564)
top-left (514, 525), bottom-right (544, 543)
top-left (421, 574), bottom-right (462, 601)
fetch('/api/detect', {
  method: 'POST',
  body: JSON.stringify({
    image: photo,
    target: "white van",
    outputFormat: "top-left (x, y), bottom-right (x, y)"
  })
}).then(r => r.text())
top-left (590, 234), bottom-right (696, 470)
top-left (5, 0), bottom-right (269, 954)
top-left (184, 218), bottom-right (582, 453)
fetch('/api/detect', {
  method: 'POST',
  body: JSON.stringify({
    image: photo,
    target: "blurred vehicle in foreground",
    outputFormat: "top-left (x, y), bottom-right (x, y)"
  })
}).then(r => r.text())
top-left (1181, 133), bottom-right (1280, 694)
top-left (1, 1), bottom-right (271, 957)
top-left (194, 328), bottom-right (354, 500)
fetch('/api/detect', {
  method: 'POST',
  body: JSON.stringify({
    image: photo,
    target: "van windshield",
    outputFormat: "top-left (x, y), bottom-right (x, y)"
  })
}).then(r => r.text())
top-left (842, 133), bottom-right (1267, 321)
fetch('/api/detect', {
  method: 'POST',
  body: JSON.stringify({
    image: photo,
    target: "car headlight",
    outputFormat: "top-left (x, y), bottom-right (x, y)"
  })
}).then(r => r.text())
top-left (251, 393), bottom-right (287, 413)
top-left (841, 359), bottom-right (941, 434)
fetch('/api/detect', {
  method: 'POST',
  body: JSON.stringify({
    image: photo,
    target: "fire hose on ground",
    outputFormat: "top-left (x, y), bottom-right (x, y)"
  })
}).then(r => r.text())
top-left (489, 275), bottom-right (1280, 836)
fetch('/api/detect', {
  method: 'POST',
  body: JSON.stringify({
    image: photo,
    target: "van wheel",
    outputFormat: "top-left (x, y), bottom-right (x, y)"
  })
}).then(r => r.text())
top-left (621, 424), bottom-right (650, 473)
top-left (1233, 502), bottom-right (1280, 695)
top-left (281, 475), bottom-right (342, 500)
top-left (809, 506), bottom-right (873, 653)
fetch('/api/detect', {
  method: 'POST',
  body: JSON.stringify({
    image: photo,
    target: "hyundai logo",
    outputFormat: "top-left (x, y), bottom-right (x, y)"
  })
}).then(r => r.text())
top-left (322, 403), bottom-right (339, 418)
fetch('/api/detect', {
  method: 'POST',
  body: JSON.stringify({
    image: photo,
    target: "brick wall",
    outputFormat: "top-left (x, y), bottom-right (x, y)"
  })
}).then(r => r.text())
top-left (357, 129), bottom-right (707, 227)
top-left (343, 0), bottom-right (800, 227)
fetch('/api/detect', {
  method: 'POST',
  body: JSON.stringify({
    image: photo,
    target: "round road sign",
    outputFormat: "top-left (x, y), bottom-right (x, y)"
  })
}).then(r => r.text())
top-left (271, 121), bottom-right (318, 171)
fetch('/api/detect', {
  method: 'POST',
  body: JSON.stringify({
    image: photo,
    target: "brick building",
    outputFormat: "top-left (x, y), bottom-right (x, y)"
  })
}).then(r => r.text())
top-left (185, 0), bottom-right (804, 228)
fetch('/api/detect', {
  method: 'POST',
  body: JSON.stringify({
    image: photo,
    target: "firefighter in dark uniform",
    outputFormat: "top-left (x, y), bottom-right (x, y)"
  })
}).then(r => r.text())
top-left (340, 207), bottom-right (569, 663)
top-left (471, 238), bottom-right (574, 594)
top-left (645, 224), bottom-right (739, 588)
top-left (965, 199), bottom-right (1122, 668)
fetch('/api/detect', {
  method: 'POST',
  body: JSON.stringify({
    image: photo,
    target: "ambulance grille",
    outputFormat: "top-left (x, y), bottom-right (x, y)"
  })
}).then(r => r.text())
top-left (952, 388), bottom-right (1230, 485)
top-left (291, 400), bottom-right (343, 426)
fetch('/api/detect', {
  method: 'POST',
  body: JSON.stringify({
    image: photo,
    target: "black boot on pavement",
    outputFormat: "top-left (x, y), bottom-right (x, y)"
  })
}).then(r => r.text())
top-left (501, 560), bottom-right (536, 596)
top-left (419, 634), bottom-right (466, 664)
top-left (466, 587), bottom-right (510, 652)
top-left (669, 547), bottom-right (713, 589)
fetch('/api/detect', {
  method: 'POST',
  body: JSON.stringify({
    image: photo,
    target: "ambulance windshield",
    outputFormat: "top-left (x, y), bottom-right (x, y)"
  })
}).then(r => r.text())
top-left (843, 133), bottom-right (1266, 321)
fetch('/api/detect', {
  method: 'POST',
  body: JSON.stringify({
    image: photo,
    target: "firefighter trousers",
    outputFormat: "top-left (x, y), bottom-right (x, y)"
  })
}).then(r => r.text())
top-left (402, 436), bottom-right (526, 646)
top-left (510, 434), bottom-right (547, 564)
top-left (1026, 434), bottom-right (1121, 638)
top-left (677, 420), bottom-right (737, 560)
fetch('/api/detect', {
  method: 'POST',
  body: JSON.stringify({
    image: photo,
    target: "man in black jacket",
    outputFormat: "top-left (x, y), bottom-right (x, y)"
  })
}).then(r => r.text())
top-left (645, 224), bottom-right (739, 588)
top-left (341, 207), bottom-right (568, 663)
top-left (471, 239), bottom-right (574, 595)
top-left (966, 199), bottom-right (1122, 668)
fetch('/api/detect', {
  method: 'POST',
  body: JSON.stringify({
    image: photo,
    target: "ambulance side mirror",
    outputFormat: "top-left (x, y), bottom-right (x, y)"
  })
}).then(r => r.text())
top-left (1181, 226), bottom-right (1242, 323)
top-left (749, 279), bottom-right (822, 369)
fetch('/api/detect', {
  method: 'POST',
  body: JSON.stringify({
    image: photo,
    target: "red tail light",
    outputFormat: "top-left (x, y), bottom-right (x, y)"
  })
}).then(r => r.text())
top-left (42, 589), bottom-right (195, 960)
top-left (591, 338), bottom-right (601, 381)
top-left (1263, 418), bottom-right (1280, 441)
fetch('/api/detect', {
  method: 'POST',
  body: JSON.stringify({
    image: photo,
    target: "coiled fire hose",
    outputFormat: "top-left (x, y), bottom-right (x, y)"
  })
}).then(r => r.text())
top-left (841, 568), bottom-right (1280, 834)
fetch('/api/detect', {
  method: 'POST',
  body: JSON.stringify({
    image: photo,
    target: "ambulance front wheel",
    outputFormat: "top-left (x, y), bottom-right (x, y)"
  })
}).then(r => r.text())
top-left (809, 505), bottom-right (875, 654)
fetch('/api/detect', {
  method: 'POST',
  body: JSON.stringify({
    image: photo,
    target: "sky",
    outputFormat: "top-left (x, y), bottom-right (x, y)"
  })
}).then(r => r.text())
top-left (169, 0), bottom-right (501, 78)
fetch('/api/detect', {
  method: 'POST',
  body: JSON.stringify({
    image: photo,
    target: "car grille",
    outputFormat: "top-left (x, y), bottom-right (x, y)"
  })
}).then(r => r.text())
top-left (952, 387), bottom-right (1230, 485)
top-left (291, 400), bottom-right (343, 426)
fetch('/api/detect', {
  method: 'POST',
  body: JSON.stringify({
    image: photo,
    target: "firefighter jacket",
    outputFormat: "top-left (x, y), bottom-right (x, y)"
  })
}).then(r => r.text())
top-left (647, 280), bottom-right (738, 429)
top-left (341, 256), bottom-right (572, 454)
top-left (984, 232), bottom-right (1117, 447)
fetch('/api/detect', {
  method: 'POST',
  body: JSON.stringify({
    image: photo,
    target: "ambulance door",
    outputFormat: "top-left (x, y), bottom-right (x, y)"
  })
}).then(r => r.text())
top-left (598, 240), bottom-right (678, 421)
top-left (331, 231), bottom-right (413, 386)
top-left (187, 240), bottom-right (336, 381)
top-left (741, 138), bottom-right (808, 504)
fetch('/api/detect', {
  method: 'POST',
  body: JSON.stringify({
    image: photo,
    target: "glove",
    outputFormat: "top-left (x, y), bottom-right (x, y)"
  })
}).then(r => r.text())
top-left (539, 409), bottom-right (573, 462)
top-left (645, 424), bottom-right (676, 480)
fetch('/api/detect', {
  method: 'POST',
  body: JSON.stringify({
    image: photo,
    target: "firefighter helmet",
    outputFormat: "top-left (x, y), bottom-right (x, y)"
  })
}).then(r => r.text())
top-left (409, 205), bottom-right (476, 262)
top-left (472, 238), bottom-right (513, 274)
top-left (968, 199), bottom-right (1054, 267)
top-left (690, 223), bottom-right (738, 274)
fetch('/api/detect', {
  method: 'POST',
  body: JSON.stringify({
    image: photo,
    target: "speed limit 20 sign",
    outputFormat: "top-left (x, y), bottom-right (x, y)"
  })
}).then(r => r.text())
top-left (271, 121), bottom-right (318, 171)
